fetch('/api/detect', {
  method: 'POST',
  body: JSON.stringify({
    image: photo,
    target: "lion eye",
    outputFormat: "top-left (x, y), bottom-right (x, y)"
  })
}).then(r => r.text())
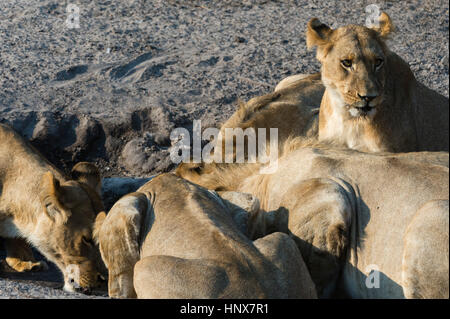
top-left (341, 59), bottom-right (352, 68)
top-left (82, 236), bottom-right (94, 246)
top-left (193, 166), bottom-right (202, 174)
top-left (375, 58), bottom-right (384, 68)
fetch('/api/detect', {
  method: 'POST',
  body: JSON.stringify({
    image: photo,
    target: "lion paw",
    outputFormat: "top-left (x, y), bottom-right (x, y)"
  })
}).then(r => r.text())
top-left (6, 258), bottom-right (49, 272)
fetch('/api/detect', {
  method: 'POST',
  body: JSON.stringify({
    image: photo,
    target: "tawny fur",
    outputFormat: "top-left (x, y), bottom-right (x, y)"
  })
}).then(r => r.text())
top-left (306, 12), bottom-right (448, 152)
top-left (176, 14), bottom-right (450, 298)
top-left (176, 138), bottom-right (449, 299)
top-left (0, 123), bottom-right (106, 293)
top-left (94, 173), bottom-right (317, 299)
top-left (212, 12), bottom-right (448, 158)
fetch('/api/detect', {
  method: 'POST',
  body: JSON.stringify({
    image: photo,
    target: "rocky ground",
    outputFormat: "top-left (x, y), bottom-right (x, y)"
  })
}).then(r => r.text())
top-left (0, 0), bottom-right (448, 298)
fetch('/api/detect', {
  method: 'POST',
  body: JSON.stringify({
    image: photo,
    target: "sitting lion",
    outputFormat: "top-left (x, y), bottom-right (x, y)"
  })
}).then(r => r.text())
top-left (94, 173), bottom-right (317, 299)
top-left (176, 142), bottom-right (449, 299)
top-left (305, 12), bottom-right (448, 152)
top-left (218, 12), bottom-right (448, 156)
top-left (0, 123), bottom-right (106, 293)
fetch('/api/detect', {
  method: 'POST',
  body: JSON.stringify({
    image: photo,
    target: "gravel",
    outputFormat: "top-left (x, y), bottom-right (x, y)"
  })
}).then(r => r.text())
top-left (0, 0), bottom-right (448, 298)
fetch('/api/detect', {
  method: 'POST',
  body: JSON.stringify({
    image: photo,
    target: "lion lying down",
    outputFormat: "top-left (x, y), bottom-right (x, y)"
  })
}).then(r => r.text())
top-left (93, 173), bottom-right (317, 299)
top-left (177, 143), bottom-right (449, 299)
top-left (0, 123), bottom-right (106, 293)
top-left (215, 72), bottom-right (323, 160)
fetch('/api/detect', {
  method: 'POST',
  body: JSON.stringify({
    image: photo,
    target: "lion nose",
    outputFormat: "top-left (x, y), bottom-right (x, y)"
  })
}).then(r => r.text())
top-left (357, 94), bottom-right (377, 103)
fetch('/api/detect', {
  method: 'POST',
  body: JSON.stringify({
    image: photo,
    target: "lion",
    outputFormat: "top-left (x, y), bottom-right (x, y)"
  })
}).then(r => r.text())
top-left (176, 142), bottom-right (449, 299)
top-left (0, 123), bottom-right (106, 293)
top-left (218, 12), bottom-right (448, 156)
top-left (305, 12), bottom-right (449, 152)
top-left (212, 73), bottom-right (323, 163)
top-left (93, 173), bottom-right (317, 299)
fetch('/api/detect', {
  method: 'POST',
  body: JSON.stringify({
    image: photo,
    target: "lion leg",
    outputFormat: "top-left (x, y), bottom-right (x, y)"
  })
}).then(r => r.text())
top-left (402, 200), bottom-right (449, 299)
top-left (4, 238), bottom-right (48, 272)
top-left (133, 255), bottom-right (231, 299)
top-left (253, 232), bottom-right (317, 298)
top-left (107, 270), bottom-right (136, 299)
top-left (98, 192), bottom-right (149, 298)
top-left (280, 178), bottom-right (353, 298)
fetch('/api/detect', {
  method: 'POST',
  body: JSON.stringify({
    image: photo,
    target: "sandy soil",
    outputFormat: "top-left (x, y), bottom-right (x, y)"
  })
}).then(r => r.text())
top-left (0, 0), bottom-right (448, 298)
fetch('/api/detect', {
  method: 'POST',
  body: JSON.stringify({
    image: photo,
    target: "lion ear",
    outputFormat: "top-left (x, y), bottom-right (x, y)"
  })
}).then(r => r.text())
top-left (306, 18), bottom-right (334, 50)
top-left (40, 172), bottom-right (70, 223)
top-left (71, 162), bottom-right (102, 195)
top-left (371, 12), bottom-right (395, 39)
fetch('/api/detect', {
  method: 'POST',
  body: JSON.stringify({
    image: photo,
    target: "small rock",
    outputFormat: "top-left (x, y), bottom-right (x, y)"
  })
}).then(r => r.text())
top-left (234, 36), bottom-right (247, 43)
top-left (440, 56), bottom-right (449, 71)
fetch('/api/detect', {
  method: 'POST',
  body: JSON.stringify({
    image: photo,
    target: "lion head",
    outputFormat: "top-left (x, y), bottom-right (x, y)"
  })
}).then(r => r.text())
top-left (307, 12), bottom-right (394, 118)
top-left (37, 162), bottom-right (106, 294)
